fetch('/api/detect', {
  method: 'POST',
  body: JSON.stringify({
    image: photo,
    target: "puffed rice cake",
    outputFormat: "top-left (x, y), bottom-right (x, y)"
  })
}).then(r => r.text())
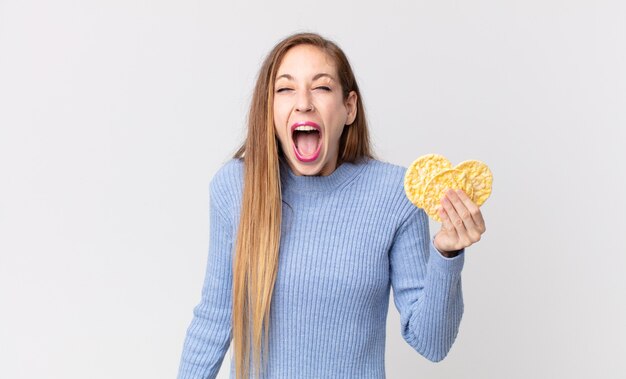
top-left (404, 154), bottom-right (492, 222)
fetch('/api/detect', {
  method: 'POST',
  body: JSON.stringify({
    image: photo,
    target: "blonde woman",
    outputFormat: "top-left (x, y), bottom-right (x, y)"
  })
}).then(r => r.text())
top-left (177, 32), bottom-right (486, 379)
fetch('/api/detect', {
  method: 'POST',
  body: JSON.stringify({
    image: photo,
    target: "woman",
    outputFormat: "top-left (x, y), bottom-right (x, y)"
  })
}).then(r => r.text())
top-left (178, 32), bottom-right (486, 379)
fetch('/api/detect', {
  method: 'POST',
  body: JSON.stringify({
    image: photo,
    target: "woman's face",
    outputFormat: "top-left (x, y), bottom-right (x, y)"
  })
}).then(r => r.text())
top-left (273, 44), bottom-right (357, 176)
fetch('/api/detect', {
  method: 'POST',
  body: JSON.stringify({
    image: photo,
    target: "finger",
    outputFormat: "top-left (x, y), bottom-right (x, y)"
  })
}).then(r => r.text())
top-left (447, 190), bottom-right (484, 243)
top-left (446, 190), bottom-right (478, 231)
top-left (438, 205), bottom-right (457, 235)
top-left (442, 191), bottom-right (473, 245)
top-left (437, 204), bottom-right (456, 235)
top-left (454, 189), bottom-right (486, 232)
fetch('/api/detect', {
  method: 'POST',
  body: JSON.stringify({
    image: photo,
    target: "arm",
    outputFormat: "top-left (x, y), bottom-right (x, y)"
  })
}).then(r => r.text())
top-left (389, 207), bottom-right (465, 362)
top-left (434, 241), bottom-right (462, 258)
top-left (177, 180), bottom-right (234, 379)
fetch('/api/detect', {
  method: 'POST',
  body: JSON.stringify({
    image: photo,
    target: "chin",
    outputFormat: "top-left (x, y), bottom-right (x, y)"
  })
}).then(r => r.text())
top-left (290, 156), bottom-right (326, 176)
top-left (294, 163), bottom-right (324, 176)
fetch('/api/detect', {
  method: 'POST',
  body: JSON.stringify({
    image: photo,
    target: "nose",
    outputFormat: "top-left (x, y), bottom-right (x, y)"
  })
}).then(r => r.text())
top-left (295, 91), bottom-right (314, 112)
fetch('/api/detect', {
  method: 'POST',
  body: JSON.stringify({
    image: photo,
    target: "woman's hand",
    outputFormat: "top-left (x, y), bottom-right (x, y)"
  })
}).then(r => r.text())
top-left (433, 189), bottom-right (486, 257)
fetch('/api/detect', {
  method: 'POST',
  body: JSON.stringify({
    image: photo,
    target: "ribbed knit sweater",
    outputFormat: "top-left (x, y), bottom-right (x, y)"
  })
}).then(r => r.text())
top-left (177, 156), bottom-right (465, 379)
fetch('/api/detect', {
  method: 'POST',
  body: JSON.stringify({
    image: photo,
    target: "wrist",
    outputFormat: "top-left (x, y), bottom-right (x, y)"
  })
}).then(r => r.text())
top-left (433, 233), bottom-right (461, 258)
top-left (438, 249), bottom-right (461, 258)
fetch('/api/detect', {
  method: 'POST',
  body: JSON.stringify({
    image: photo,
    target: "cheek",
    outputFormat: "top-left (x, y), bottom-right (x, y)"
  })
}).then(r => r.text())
top-left (273, 119), bottom-right (289, 145)
top-left (273, 101), bottom-right (290, 125)
top-left (326, 102), bottom-right (348, 137)
top-left (273, 103), bottom-right (284, 129)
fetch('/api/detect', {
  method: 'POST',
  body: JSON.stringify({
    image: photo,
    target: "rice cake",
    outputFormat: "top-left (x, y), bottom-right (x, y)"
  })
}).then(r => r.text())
top-left (453, 160), bottom-right (493, 206)
top-left (404, 154), bottom-right (493, 222)
top-left (422, 169), bottom-right (475, 222)
top-left (403, 154), bottom-right (452, 208)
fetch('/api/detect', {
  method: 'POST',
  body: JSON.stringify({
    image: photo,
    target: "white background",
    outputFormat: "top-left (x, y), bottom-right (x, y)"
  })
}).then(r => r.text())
top-left (1, 0), bottom-right (625, 378)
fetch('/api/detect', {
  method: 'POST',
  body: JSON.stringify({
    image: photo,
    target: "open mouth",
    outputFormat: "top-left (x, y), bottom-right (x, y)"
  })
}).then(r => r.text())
top-left (293, 128), bottom-right (321, 155)
top-left (291, 123), bottom-right (322, 162)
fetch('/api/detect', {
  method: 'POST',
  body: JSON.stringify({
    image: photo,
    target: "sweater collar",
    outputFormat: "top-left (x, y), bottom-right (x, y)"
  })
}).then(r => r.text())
top-left (279, 156), bottom-right (367, 194)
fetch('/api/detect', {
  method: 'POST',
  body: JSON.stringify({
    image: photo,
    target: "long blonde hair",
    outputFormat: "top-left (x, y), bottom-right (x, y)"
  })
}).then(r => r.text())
top-left (231, 32), bottom-right (376, 379)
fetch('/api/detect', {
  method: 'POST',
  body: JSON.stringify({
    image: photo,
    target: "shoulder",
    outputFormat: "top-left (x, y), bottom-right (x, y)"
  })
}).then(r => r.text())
top-left (360, 158), bottom-right (407, 182)
top-left (356, 158), bottom-right (409, 196)
top-left (209, 157), bottom-right (244, 217)
top-left (210, 157), bottom-right (244, 190)
top-left (358, 158), bottom-right (426, 223)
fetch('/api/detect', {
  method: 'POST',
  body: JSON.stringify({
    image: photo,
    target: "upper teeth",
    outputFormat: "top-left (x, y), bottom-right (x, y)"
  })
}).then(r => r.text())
top-left (294, 125), bottom-right (318, 132)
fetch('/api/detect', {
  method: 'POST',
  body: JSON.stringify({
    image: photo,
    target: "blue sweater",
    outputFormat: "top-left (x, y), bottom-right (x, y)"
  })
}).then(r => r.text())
top-left (178, 156), bottom-right (465, 379)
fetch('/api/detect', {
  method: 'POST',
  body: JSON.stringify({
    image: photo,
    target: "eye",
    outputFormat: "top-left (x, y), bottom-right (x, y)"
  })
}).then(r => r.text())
top-left (276, 88), bottom-right (292, 93)
top-left (315, 86), bottom-right (331, 91)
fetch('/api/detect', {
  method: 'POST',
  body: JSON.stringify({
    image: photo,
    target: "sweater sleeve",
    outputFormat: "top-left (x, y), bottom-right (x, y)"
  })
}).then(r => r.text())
top-left (177, 178), bottom-right (234, 379)
top-left (389, 206), bottom-right (465, 362)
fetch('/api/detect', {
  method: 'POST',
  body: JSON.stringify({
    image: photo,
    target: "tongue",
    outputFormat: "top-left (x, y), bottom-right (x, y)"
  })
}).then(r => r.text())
top-left (295, 132), bottom-right (319, 156)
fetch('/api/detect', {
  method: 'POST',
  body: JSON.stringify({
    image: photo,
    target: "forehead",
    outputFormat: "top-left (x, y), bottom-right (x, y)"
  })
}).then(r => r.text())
top-left (276, 44), bottom-right (337, 79)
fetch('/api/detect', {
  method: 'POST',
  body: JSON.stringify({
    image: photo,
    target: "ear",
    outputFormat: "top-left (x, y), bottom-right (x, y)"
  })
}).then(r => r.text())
top-left (345, 90), bottom-right (358, 125)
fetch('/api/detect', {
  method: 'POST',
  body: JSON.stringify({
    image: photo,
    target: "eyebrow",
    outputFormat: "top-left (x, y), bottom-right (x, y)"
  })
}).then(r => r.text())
top-left (275, 73), bottom-right (335, 82)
